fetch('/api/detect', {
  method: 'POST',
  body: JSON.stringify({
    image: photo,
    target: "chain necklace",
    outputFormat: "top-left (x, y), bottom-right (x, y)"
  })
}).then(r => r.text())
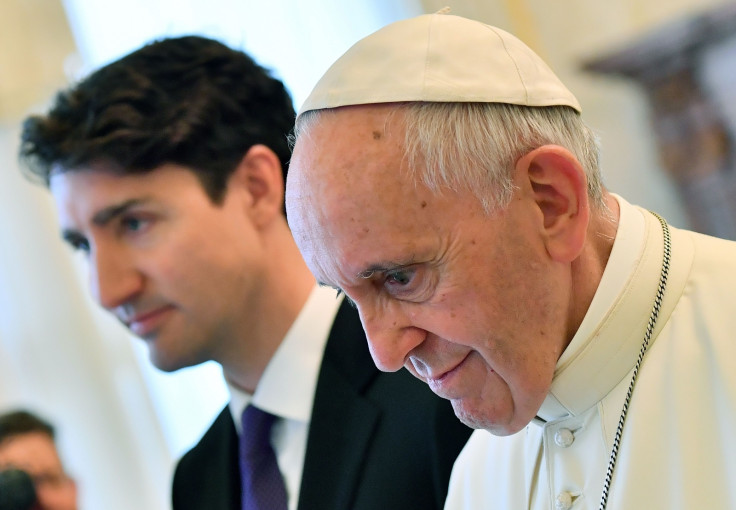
top-left (598, 212), bottom-right (672, 510)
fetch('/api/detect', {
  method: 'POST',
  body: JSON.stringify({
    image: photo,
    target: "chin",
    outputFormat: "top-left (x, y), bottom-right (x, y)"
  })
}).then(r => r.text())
top-left (149, 350), bottom-right (191, 373)
top-left (451, 399), bottom-right (525, 436)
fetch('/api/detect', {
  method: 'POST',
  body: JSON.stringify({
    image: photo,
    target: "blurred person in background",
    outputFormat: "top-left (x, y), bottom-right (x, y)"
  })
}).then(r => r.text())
top-left (0, 410), bottom-right (77, 510)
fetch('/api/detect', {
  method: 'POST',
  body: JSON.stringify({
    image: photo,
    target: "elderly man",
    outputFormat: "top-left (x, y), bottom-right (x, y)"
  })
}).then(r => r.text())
top-left (285, 11), bottom-right (736, 510)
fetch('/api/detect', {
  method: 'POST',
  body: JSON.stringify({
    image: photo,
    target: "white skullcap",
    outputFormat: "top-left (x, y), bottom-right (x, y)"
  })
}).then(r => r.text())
top-left (298, 10), bottom-right (580, 117)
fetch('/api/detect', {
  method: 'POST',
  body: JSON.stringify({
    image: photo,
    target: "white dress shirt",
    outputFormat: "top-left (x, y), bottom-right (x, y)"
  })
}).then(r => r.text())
top-left (227, 285), bottom-right (342, 510)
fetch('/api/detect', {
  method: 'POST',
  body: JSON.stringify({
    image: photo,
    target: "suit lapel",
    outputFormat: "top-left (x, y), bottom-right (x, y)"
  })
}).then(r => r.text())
top-left (297, 301), bottom-right (381, 510)
top-left (172, 407), bottom-right (241, 510)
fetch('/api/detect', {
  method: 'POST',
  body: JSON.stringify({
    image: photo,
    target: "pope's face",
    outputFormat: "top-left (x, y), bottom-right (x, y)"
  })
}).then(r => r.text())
top-left (286, 105), bottom-right (571, 434)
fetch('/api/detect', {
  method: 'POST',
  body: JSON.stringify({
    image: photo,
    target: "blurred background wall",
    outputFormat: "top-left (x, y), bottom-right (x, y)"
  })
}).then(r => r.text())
top-left (1, 0), bottom-right (733, 508)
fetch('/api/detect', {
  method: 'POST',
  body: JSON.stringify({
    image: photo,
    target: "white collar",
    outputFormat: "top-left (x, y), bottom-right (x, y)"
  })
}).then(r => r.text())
top-left (537, 194), bottom-right (657, 421)
top-left (228, 285), bottom-right (343, 432)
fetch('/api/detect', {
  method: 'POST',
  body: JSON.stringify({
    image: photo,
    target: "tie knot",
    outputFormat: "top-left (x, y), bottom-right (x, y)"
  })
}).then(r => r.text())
top-left (241, 405), bottom-right (277, 458)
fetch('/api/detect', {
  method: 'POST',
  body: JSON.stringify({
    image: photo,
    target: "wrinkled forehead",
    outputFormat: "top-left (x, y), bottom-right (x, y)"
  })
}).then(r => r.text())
top-left (286, 106), bottom-right (418, 275)
top-left (287, 105), bottom-right (408, 220)
top-left (291, 104), bottom-right (406, 172)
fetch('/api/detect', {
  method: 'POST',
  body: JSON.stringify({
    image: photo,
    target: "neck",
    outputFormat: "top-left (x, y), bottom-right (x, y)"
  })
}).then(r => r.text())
top-left (566, 192), bottom-right (620, 344)
top-left (222, 218), bottom-right (316, 393)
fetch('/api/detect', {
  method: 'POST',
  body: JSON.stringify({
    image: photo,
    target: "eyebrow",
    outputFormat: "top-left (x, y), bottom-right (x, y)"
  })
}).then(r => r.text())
top-left (91, 198), bottom-right (149, 226)
top-left (60, 198), bottom-right (150, 243)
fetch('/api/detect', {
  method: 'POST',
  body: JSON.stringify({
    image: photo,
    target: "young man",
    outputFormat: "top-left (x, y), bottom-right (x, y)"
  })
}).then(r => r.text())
top-left (0, 409), bottom-right (78, 510)
top-left (19, 36), bottom-right (471, 510)
top-left (285, 11), bottom-right (736, 510)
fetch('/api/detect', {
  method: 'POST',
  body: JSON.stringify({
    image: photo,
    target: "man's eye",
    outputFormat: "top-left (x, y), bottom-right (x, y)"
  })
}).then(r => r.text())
top-left (386, 270), bottom-right (413, 286)
top-left (65, 234), bottom-right (90, 253)
top-left (75, 240), bottom-right (90, 253)
top-left (381, 265), bottom-right (434, 302)
top-left (121, 216), bottom-right (149, 233)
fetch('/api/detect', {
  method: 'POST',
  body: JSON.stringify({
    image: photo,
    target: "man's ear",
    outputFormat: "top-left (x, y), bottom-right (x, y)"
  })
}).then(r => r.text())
top-left (515, 145), bottom-right (589, 263)
top-left (228, 144), bottom-right (284, 227)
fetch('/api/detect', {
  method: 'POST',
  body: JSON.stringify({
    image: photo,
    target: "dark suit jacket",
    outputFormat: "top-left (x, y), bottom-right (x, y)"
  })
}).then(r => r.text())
top-left (172, 301), bottom-right (473, 510)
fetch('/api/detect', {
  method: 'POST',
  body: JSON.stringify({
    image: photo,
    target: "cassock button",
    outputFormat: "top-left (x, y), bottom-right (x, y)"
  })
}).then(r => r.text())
top-left (554, 428), bottom-right (575, 448)
top-left (555, 491), bottom-right (573, 510)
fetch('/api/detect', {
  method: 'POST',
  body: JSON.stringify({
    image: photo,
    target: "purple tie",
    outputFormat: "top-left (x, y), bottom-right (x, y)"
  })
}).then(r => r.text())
top-left (239, 405), bottom-right (288, 510)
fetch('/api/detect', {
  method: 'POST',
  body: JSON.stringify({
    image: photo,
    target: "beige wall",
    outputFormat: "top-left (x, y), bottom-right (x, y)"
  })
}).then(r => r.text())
top-left (0, 0), bottom-right (77, 121)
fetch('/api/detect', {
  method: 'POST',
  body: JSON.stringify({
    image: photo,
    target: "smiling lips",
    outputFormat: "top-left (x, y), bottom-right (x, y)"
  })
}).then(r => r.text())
top-left (125, 306), bottom-right (174, 337)
top-left (422, 352), bottom-right (474, 397)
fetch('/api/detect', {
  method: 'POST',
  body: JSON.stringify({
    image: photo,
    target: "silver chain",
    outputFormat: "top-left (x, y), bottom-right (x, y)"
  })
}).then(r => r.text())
top-left (598, 212), bottom-right (671, 510)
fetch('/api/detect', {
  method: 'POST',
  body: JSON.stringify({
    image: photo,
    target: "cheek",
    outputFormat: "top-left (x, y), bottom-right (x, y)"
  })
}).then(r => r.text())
top-left (421, 286), bottom-right (501, 350)
top-left (141, 251), bottom-right (185, 287)
top-left (142, 243), bottom-right (227, 304)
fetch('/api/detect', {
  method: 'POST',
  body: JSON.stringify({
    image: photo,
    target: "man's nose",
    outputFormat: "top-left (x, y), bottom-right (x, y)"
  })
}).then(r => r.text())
top-left (88, 243), bottom-right (143, 310)
top-left (358, 301), bottom-right (425, 372)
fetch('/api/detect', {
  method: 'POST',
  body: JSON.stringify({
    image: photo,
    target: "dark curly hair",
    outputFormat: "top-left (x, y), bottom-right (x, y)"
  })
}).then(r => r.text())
top-left (19, 35), bottom-right (295, 205)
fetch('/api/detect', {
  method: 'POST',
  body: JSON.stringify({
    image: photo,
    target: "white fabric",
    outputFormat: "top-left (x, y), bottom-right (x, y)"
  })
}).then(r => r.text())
top-left (299, 12), bottom-right (581, 117)
top-left (227, 285), bottom-right (342, 510)
top-left (445, 195), bottom-right (736, 510)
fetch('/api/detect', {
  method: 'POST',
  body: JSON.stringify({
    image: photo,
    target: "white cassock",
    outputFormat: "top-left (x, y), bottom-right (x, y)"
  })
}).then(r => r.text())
top-left (445, 195), bottom-right (736, 510)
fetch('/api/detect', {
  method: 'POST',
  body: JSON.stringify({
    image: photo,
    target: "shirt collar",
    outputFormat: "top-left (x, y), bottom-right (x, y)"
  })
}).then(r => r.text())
top-left (537, 194), bottom-right (651, 421)
top-left (228, 285), bottom-right (343, 433)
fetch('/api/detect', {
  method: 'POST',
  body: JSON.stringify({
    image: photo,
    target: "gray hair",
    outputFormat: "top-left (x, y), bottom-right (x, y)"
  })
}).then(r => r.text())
top-left (293, 102), bottom-right (604, 213)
